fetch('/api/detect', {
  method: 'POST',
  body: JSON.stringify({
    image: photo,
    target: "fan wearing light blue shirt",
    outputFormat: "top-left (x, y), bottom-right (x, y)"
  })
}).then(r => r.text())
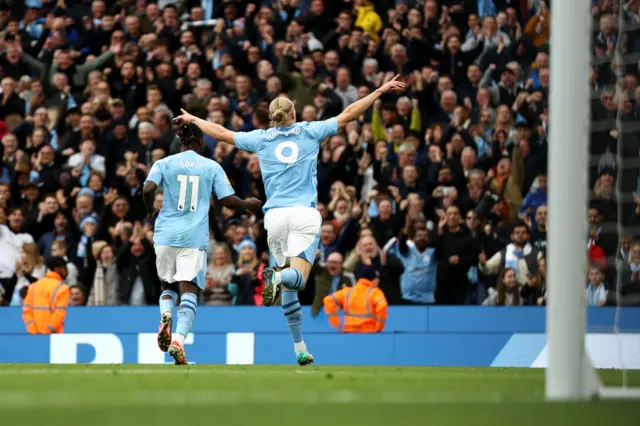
top-left (174, 75), bottom-right (407, 365)
top-left (142, 122), bottom-right (261, 366)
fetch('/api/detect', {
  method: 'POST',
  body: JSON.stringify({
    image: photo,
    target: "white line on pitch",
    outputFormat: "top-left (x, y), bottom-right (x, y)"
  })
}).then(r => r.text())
top-left (0, 367), bottom-right (542, 380)
top-left (0, 390), bottom-right (528, 407)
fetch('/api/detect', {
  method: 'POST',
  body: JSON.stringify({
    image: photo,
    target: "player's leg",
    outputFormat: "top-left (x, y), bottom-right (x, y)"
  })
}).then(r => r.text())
top-left (154, 245), bottom-right (178, 352)
top-left (263, 207), bottom-right (321, 365)
top-left (283, 256), bottom-right (314, 365)
top-left (261, 209), bottom-right (288, 306)
top-left (158, 282), bottom-right (179, 352)
top-left (263, 207), bottom-right (319, 292)
top-left (167, 249), bottom-right (206, 365)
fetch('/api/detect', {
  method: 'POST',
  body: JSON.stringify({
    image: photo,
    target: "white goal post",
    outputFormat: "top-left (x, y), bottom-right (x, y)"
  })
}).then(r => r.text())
top-left (546, 0), bottom-right (640, 400)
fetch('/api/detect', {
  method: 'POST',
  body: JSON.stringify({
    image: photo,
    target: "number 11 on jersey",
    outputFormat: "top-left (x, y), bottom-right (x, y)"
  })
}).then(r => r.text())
top-left (177, 174), bottom-right (200, 211)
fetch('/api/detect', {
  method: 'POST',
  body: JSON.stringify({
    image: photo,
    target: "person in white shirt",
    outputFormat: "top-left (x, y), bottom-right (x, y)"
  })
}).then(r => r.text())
top-left (0, 222), bottom-right (21, 298)
top-left (6, 206), bottom-right (35, 247)
top-left (334, 67), bottom-right (359, 109)
top-left (66, 139), bottom-right (106, 185)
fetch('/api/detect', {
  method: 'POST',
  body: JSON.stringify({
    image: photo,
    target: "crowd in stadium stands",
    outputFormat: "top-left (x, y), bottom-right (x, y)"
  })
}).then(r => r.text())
top-left (0, 0), bottom-right (639, 311)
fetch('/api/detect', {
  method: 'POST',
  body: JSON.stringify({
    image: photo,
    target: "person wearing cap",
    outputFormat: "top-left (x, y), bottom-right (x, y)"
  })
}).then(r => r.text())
top-left (22, 256), bottom-right (70, 335)
top-left (77, 215), bottom-right (98, 260)
top-left (323, 264), bottom-right (388, 333)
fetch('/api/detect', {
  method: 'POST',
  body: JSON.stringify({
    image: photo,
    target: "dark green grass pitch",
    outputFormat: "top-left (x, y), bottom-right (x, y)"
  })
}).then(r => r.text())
top-left (0, 365), bottom-right (638, 426)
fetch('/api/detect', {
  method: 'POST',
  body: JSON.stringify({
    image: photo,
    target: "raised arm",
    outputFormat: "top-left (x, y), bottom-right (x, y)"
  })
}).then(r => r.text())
top-left (336, 75), bottom-right (407, 129)
top-left (174, 109), bottom-right (236, 145)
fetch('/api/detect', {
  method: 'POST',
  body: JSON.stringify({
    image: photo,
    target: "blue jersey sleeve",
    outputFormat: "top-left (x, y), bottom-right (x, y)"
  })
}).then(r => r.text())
top-left (146, 161), bottom-right (163, 185)
top-left (234, 129), bottom-right (263, 153)
top-left (305, 118), bottom-right (338, 143)
top-left (211, 164), bottom-right (235, 200)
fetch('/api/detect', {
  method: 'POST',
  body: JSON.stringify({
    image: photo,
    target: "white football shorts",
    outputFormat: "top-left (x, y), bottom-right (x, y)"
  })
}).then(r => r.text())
top-left (154, 245), bottom-right (207, 289)
top-left (264, 206), bottom-right (322, 267)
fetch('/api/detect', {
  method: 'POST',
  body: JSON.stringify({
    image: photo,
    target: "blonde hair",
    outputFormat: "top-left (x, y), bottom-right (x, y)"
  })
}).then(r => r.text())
top-left (22, 243), bottom-right (44, 270)
top-left (269, 97), bottom-right (295, 127)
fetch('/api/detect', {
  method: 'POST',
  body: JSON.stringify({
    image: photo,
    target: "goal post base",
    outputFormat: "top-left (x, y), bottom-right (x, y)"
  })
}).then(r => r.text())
top-left (546, 350), bottom-right (640, 401)
top-left (597, 387), bottom-right (640, 400)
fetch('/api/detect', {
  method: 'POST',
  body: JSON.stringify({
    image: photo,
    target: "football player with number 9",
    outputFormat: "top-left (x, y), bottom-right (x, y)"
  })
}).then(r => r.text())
top-left (174, 75), bottom-right (406, 365)
top-left (142, 122), bottom-right (261, 365)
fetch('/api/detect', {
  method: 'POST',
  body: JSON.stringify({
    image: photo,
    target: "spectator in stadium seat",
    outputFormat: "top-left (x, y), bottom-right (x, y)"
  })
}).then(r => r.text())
top-left (19, 182), bottom-right (40, 229)
top-left (19, 41), bottom-right (121, 93)
top-left (204, 244), bottom-right (235, 306)
top-left (353, 0), bottom-right (382, 42)
top-left (587, 205), bottom-right (617, 261)
top-left (32, 145), bottom-right (60, 197)
top-left (9, 242), bottom-right (46, 306)
top-left (387, 218), bottom-right (437, 305)
top-left (116, 226), bottom-right (160, 306)
top-left (0, 77), bottom-right (26, 120)
top-left (344, 233), bottom-right (404, 305)
top-left (67, 140), bottom-right (106, 186)
top-left (6, 207), bottom-right (35, 247)
top-left (87, 244), bottom-right (119, 306)
top-left (1, 133), bottom-right (19, 170)
top-left (528, 205), bottom-right (547, 255)
top-left (519, 171), bottom-right (548, 224)
top-left (69, 283), bottom-right (88, 307)
top-left (368, 196), bottom-right (403, 248)
top-left (435, 205), bottom-right (479, 305)
top-left (479, 220), bottom-right (542, 290)
top-left (97, 194), bottom-right (131, 242)
top-left (231, 240), bottom-right (264, 306)
top-left (334, 67), bottom-right (359, 109)
top-left (482, 268), bottom-right (523, 306)
top-left (622, 242), bottom-right (640, 288)
top-left (277, 46), bottom-right (319, 108)
top-left (488, 142), bottom-right (525, 221)
top-left (585, 265), bottom-right (608, 307)
top-left (51, 240), bottom-right (78, 287)
top-left (38, 211), bottom-right (75, 262)
top-left (311, 251), bottom-right (355, 317)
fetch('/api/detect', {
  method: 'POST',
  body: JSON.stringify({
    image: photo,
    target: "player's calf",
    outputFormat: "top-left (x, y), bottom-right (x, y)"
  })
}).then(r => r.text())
top-left (168, 281), bottom-right (199, 365)
top-left (262, 267), bottom-right (305, 306)
top-left (158, 288), bottom-right (178, 352)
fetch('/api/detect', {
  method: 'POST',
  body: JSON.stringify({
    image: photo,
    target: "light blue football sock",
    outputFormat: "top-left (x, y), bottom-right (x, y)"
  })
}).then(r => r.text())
top-left (278, 268), bottom-right (305, 290)
top-left (176, 292), bottom-right (197, 338)
top-left (159, 290), bottom-right (178, 314)
top-left (282, 290), bottom-right (303, 344)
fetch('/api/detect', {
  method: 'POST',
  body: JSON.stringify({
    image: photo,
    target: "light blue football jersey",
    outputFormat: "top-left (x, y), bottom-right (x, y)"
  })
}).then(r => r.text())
top-left (145, 150), bottom-right (234, 251)
top-left (233, 118), bottom-right (338, 211)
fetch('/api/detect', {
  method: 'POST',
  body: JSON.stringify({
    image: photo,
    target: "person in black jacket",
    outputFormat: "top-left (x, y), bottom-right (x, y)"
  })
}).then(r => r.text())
top-left (0, 77), bottom-right (26, 120)
top-left (434, 204), bottom-right (478, 304)
top-left (116, 229), bottom-right (161, 305)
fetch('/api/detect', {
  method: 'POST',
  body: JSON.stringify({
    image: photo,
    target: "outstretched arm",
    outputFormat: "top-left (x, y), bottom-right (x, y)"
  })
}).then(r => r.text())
top-left (174, 109), bottom-right (236, 145)
top-left (220, 195), bottom-right (262, 212)
top-left (336, 75), bottom-right (406, 129)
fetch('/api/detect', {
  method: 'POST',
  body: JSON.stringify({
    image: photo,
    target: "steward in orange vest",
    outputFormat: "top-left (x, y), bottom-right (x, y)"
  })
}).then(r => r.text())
top-left (22, 257), bottom-right (70, 334)
top-left (323, 265), bottom-right (388, 333)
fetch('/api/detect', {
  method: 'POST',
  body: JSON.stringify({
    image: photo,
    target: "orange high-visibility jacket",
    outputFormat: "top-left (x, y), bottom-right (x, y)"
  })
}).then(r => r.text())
top-left (323, 278), bottom-right (388, 333)
top-left (22, 272), bottom-right (69, 334)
